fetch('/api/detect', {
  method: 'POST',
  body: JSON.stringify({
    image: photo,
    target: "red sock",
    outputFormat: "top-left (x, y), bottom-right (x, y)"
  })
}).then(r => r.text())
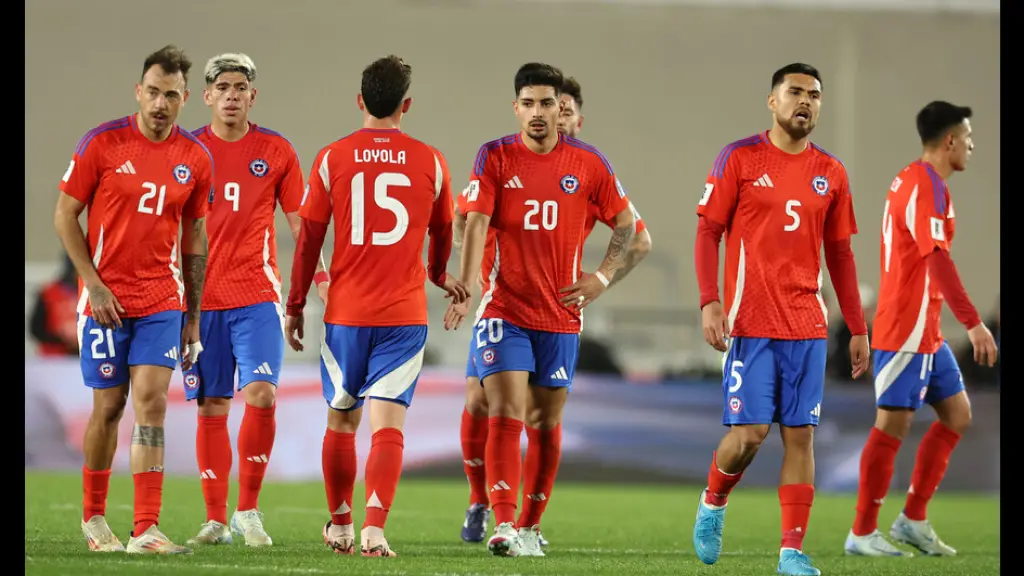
top-left (779, 484), bottom-right (815, 551)
top-left (460, 408), bottom-right (489, 506)
top-left (82, 466), bottom-right (111, 522)
top-left (364, 428), bottom-right (405, 530)
top-left (904, 421), bottom-right (961, 521)
top-left (132, 471), bottom-right (163, 535)
top-left (852, 427), bottom-right (902, 536)
top-left (196, 414), bottom-right (232, 524)
top-left (486, 416), bottom-right (524, 526)
top-left (237, 403), bottom-right (276, 512)
top-left (517, 425), bottom-right (561, 528)
top-left (322, 428), bottom-right (357, 526)
top-left (705, 451), bottom-right (743, 506)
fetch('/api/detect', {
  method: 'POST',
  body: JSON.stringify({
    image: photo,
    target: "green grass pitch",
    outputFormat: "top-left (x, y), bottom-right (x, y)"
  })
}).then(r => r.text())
top-left (25, 471), bottom-right (998, 575)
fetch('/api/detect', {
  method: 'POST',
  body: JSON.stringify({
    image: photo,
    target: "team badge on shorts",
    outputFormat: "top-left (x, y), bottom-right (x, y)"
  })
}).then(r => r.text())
top-left (728, 395), bottom-right (743, 414)
top-left (560, 174), bottom-right (579, 195)
top-left (173, 164), bottom-right (192, 184)
top-left (481, 348), bottom-right (497, 366)
top-left (98, 362), bottom-right (116, 379)
top-left (811, 176), bottom-right (829, 196)
top-left (919, 386), bottom-right (928, 402)
top-left (184, 373), bottom-right (200, 390)
top-left (249, 158), bottom-right (269, 178)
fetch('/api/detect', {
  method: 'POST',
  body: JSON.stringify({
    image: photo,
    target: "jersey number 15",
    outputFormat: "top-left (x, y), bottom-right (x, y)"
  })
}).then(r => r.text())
top-left (350, 172), bottom-right (411, 246)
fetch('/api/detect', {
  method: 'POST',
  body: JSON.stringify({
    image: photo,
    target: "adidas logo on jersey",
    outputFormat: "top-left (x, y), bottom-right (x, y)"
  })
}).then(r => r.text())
top-left (752, 173), bottom-right (774, 188)
top-left (503, 176), bottom-right (524, 189)
top-left (115, 160), bottom-right (137, 175)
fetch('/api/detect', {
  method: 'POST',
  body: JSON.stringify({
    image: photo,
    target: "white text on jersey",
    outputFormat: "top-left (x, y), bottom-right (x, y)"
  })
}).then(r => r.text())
top-left (354, 149), bottom-right (406, 165)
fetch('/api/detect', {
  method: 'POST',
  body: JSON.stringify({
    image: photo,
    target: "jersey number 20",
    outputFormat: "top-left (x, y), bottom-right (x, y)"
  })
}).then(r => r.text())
top-left (351, 172), bottom-right (411, 246)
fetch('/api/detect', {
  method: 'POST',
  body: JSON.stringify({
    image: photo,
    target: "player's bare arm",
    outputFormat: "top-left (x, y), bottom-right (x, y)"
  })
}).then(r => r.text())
top-left (53, 192), bottom-right (125, 329)
top-left (453, 208), bottom-right (467, 253)
top-left (285, 211), bottom-right (329, 303)
top-left (180, 216), bottom-right (208, 369)
top-left (608, 227), bottom-right (652, 288)
top-left (285, 217), bottom-right (330, 351)
top-left (559, 206), bottom-right (635, 310)
top-left (447, 211), bottom-right (490, 330)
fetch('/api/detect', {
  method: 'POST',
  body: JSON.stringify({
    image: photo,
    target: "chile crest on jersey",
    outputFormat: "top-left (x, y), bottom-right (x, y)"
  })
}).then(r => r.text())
top-left (173, 164), bottom-right (192, 184)
top-left (250, 158), bottom-right (269, 178)
top-left (811, 175), bottom-right (829, 196)
top-left (560, 174), bottom-right (579, 195)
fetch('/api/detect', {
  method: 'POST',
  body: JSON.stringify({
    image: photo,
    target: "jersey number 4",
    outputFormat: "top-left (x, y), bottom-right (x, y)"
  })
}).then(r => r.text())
top-left (351, 172), bottom-right (411, 246)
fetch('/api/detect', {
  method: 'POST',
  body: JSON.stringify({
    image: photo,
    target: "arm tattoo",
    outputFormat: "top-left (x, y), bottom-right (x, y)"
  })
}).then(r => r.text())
top-left (183, 218), bottom-right (208, 320)
top-left (131, 425), bottom-right (165, 447)
top-left (609, 251), bottom-right (640, 288)
top-left (602, 223), bottom-right (635, 273)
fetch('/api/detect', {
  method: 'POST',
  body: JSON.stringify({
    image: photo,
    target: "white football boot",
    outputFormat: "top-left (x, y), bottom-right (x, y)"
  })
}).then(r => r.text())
top-left (517, 525), bottom-right (545, 557)
top-left (230, 509), bottom-right (272, 547)
top-left (890, 512), bottom-right (957, 556)
top-left (186, 520), bottom-right (232, 546)
top-left (487, 521), bottom-right (522, 557)
top-left (844, 529), bottom-right (913, 557)
top-left (81, 516), bottom-right (125, 552)
top-left (125, 524), bottom-right (192, 554)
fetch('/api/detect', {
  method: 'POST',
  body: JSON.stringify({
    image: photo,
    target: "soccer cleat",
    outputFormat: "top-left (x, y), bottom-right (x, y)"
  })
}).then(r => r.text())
top-left (487, 521), bottom-right (522, 557)
top-left (777, 549), bottom-right (821, 576)
top-left (692, 488), bottom-right (726, 565)
top-left (125, 524), bottom-right (193, 554)
top-left (844, 530), bottom-right (912, 557)
top-left (230, 509), bottom-right (272, 547)
top-left (322, 521), bottom-right (355, 555)
top-left (517, 525), bottom-right (545, 557)
top-left (81, 516), bottom-right (125, 552)
top-left (889, 512), bottom-right (957, 556)
top-left (360, 526), bottom-right (398, 557)
top-left (186, 520), bottom-right (233, 546)
top-left (461, 503), bottom-right (490, 543)
top-left (538, 528), bottom-right (549, 547)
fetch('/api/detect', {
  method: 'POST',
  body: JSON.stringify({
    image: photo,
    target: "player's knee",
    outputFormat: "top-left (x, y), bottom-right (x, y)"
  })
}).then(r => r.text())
top-left (730, 424), bottom-right (770, 453)
top-left (327, 406), bottom-right (361, 434)
top-left (92, 396), bottom-right (128, 425)
top-left (936, 396), bottom-right (972, 435)
top-left (779, 425), bottom-right (814, 452)
top-left (197, 396), bottom-right (231, 417)
top-left (244, 381), bottom-right (277, 409)
top-left (131, 387), bottom-right (168, 424)
top-left (874, 407), bottom-right (913, 440)
top-left (465, 379), bottom-right (488, 416)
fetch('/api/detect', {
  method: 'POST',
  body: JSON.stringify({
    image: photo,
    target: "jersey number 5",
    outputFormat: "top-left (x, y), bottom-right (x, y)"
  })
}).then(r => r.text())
top-left (351, 172), bottom-right (411, 246)
top-left (138, 182), bottom-right (166, 216)
top-left (784, 200), bottom-right (801, 232)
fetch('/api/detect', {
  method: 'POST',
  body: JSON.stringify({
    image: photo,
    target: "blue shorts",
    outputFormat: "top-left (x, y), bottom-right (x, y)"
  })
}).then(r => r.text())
top-left (320, 323), bottom-right (428, 411)
top-left (465, 335), bottom-right (478, 380)
top-left (721, 337), bottom-right (827, 427)
top-left (78, 310), bottom-right (183, 388)
top-left (471, 317), bottom-right (580, 390)
top-left (181, 302), bottom-right (285, 400)
top-left (873, 341), bottom-right (964, 410)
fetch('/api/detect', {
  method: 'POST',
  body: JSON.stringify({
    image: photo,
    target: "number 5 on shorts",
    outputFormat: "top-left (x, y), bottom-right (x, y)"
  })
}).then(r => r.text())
top-left (728, 360), bottom-right (743, 393)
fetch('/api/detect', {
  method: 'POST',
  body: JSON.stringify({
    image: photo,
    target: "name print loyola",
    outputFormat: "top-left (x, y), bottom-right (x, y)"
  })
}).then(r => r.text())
top-left (354, 148), bottom-right (406, 165)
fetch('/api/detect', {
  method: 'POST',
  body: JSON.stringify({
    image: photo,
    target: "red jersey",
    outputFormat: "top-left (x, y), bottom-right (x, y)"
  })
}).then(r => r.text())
top-left (462, 133), bottom-right (630, 334)
top-left (872, 161), bottom-right (956, 353)
top-left (456, 187), bottom-right (647, 289)
top-left (300, 128), bottom-right (454, 326)
top-left (59, 115), bottom-right (214, 318)
top-left (192, 123), bottom-right (304, 311)
top-left (697, 131), bottom-right (857, 340)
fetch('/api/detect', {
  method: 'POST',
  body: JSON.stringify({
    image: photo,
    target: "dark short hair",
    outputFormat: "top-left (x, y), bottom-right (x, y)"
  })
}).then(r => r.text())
top-left (142, 45), bottom-right (192, 85)
top-left (561, 76), bottom-right (583, 109)
top-left (514, 63), bottom-right (564, 98)
top-left (361, 55), bottom-right (412, 119)
top-left (771, 63), bottom-right (822, 91)
top-left (916, 101), bottom-right (972, 145)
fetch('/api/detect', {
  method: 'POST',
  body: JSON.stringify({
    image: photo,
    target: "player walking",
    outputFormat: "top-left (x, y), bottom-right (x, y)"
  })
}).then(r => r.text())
top-left (55, 45), bottom-right (212, 554)
top-left (183, 53), bottom-right (327, 548)
top-left (453, 63), bottom-right (636, 558)
top-left (454, 75), bottom-right (653, 547)
top-left (285, 55), bottom-right (468, 557)
top-left (691, 63), bottom-right (869, 576)
top-left (843, 101), bottom-right (997, 558)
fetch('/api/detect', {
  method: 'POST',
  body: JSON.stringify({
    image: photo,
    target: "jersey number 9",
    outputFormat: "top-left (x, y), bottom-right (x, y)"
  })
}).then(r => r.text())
top-left (351, 172), bottom-right (411, 246)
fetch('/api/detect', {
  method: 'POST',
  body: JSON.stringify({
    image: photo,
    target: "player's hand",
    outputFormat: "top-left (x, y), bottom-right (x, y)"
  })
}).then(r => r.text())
top-left (316, 281), bottom-right (329, 306)
top-left (180, 317), bottom-right (202, 371)
top-left (286, 314), bottom-right (305, 352)
top-left (558, 272), bottom-right (607, 310)
top-left (967, 322), bottom-right (998, 367)
top-left (444, 297), bottom-right (471, 331)
top-left (849, 334), bottom-right (870, 379)
top-left (701, 301), bottom-right (730, 352)
top-left (87, 281), bottom-right (125, 329)
top-left (441, 275), bottom-right (470, 304)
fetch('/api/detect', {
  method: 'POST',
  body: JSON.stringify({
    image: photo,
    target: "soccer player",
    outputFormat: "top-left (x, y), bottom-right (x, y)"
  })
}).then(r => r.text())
top-left (691, 63), bottom-right (869, 576)
top-left (53, 45), bottom-right (212, 555)
top-left (183, 53), bottom-right (327, 548)
top-left (284, 55), bottom-right (468, 557)
top-left (843, 101), bottom-right (997, 557)
top-left (453, 63), bottom-right (636, 558)
top-left (454, 75), bottom-right (653, 547)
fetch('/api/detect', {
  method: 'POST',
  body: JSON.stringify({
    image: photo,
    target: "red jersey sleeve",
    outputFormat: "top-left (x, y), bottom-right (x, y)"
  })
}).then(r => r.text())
top-left (696, 145), bottom-right (741, 226)
top-left (277, 144), bottom-right (305, 213)
top-left (464, 144), bottom-right (500, 217)
top-left (597, 197), bottom-right (647, 234)
top-left (589, 167), bottom-right (630, 223)
top-left (455, 184), bottom-right (470, 216)
top-left (58, 131), bottom-right (103, 204)
top-left (913, 175), bottom-right (952, 256)
top-left (184, 145), bottom-right (214, 220)
top-left (299, 148), bottom-right (333, 224)
top-left (824, 166), bottom-right (858, 241)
